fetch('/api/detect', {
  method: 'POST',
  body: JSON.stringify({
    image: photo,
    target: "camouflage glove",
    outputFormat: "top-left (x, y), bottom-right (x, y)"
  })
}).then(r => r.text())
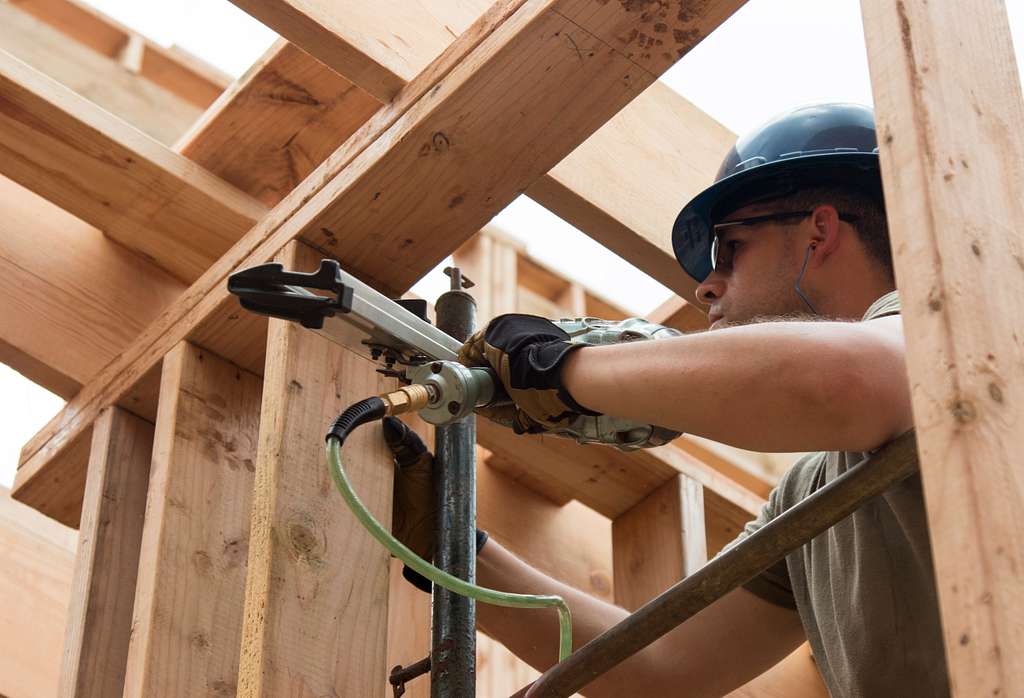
top-left (457, 314), bottom-right (600, 434)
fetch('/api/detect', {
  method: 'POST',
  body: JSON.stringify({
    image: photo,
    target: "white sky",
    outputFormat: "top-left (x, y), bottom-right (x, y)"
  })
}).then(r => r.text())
top-left (2, 1), bottom-right (1022, 488)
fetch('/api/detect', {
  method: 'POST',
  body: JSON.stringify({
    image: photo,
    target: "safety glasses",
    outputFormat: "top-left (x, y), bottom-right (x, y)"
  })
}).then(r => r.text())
top-left (710, 210), bottom-right (858, 272)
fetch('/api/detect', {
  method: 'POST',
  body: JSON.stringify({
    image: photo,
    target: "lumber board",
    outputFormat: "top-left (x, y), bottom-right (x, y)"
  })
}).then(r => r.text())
top-left (861, 0), bottom-right (1024, 694)
top-left (122, 342), bottom-right (261, 697)
top-left (527, 80), bottom-right (733, 301)
top-left (0, 487), bottom-right (77, 698)
top-left (225, 0), bottom-right (489, 102)
top-left (9, 0), bottom-right (229, 106)
top-left (649, 294), bottom-right (710, 334)
top-left (14, 0), bottom-right (744, 524)
top-left (176, 40), bottom-right (380, 206)
top-left (478, 416), bottom-right (763, 520)
top-left (0, 175), bottom-right (185, 399)
top-left (612, 474), bottom-right (706, 611)
top-left (58, 407), bottom-right (152, 698)
top-left (0, 1), bottom-right (201, 145)
top-left (226, 0), bottom-right (731, 303)
top-left (0, 49), bottom-right (267, 283)
top-left (239, 242), bottom-right (392, 697)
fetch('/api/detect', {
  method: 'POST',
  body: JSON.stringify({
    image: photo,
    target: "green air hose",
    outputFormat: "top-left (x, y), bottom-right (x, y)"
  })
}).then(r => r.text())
top-left (324, 397), bottom-right (573, 662)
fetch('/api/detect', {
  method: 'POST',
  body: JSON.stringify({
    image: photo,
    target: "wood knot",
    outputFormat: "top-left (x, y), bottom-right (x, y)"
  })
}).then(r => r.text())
top-left (989, 383), bottom-right (1004, 403)
top-left (950, 400), bottom-right (977, 423)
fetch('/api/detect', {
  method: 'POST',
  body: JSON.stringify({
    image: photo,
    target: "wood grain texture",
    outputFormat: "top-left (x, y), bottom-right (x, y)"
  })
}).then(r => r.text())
top-left (528, 80), bottom-right (733, 302)
top-left (122, 342), bottom-right (261, 697)
top-left (612, 474), bottom-right (706, 611)
top-left (58, 407), bottom-right (152, 698)
top-left (239, 241), bottom-right (392, 697)
top-left (0, 49), bottom-right (266, 283)
top-left (861, 0), bottom-right (1024, 694)
top-left (176, 40), bottom-right (380, 206)
top-left (225, 0), bottom-right (489, 102)
top-left (0, 175), bottom-right (185, 399)
top-left (9, 0), bottom-right (229, 106)
top-left (0, 2), bottom-right (201, 144)
top-left (0, 487), bottom-right (77, 698)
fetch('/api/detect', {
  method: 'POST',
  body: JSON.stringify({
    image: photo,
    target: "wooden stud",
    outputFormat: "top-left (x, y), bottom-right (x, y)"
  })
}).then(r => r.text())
top-left (122, 342), bottom-right (261, 697)
top-left (861, 0), bottom-right (1024, 693)
top-left (612, 475), bottom-right (706, 611)
top-left (0, 488), bottom-right (76, 698)
top-left (238, 241), bottom-right (392, 697)
top-left (58, 407), bottom-right (153, 698)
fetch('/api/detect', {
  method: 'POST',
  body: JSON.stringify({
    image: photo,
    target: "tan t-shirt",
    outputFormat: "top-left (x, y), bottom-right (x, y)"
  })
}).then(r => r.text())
top-left (727, 292), bottom-right (950, 698)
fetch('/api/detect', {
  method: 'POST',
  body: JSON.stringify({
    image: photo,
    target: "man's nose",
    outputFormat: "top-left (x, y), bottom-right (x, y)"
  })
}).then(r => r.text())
top-left (695, 274), bottom-right (725, 305)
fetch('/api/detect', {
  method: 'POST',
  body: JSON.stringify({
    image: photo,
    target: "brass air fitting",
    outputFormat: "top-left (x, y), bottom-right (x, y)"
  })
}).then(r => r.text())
top-left (380, 384), bottom-right (434, 416)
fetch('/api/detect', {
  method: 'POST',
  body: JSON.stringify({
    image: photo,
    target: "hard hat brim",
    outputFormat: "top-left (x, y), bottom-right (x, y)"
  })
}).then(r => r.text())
top-left (672, 152), bottom-right (882, 283)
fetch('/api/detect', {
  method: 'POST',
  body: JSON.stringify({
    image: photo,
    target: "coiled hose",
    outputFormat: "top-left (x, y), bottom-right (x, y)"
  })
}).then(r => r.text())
top-left (325, 397), bottom-right (573, 661)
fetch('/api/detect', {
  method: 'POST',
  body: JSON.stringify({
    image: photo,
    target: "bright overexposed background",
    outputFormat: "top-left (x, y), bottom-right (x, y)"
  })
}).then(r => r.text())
top-left (2, 1), bottom-right (1022, 488)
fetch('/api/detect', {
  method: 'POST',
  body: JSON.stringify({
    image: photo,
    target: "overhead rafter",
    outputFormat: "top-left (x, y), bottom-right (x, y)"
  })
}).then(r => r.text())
top-left (0, 1), bottom-right (201, 145)
top-left (0, 49), bottom-right (267, 283)
top-left (14, 0), bottom-right (746, 522)
top-left (227, 0), bottom-right (733, 301)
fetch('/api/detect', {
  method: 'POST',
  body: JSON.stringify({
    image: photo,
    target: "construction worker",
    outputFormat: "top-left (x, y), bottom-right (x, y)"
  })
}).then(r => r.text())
top-left (386, 103), bottom-right (948, 697)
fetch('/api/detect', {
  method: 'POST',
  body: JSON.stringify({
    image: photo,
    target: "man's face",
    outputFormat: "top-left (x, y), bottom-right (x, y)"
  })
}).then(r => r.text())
top-left (695, 203), bottom-right (811, 329)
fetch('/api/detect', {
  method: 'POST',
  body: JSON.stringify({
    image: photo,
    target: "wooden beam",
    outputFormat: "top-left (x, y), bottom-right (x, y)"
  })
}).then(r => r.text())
top-left (14, 0), bottom-right (745, 519)
top-left (239, 241), bottom-right (392, 696)
top-left (176, 40), bottom-right (380, 206)
top-left (225, 0), bottom-right (731, 304)
top-left (0, 175), bottom-right (185, 399)
top-left (122, 342), bottom-right (261, 696)
top-left (649, 294), bottom-right (710, 334)
top-left (225, 0), bottom-right (489, 102)
top-left (0, 488), bottom-right (76, 698)
top-left (527, 80), bottom-right (733, 301)
top-left (58, 407), bottom-right (152, 698)
top-left (861, 0), bottom-right (1024, 693)
top-left (0, 1), bottom-right (201, 144)
top-left (0, 49), bottom-right (267, 283)
top-left (9, 0), bottom-right (230, 106)
top-left (612, 474), bottom-right (706, 611)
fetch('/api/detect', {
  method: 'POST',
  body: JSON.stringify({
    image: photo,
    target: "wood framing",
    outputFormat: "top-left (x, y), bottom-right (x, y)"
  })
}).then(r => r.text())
top-left (0, 489), bottom-right (77, 698)
top-left (0, 1), bottom-right (200, 144)
top-left (612, 474), bottom-right (706, 611)
top-left (122, 342), bottom-right (261, 697)
top-left (0, 50), bottom-right (266, 283)
top-left (14, 0), bottom-right (745, 520)
top-left (861, 0), bottom-right (1024, 694)
top-left (59, 407), bottom-right (152, 698)
top-left (239, 241), bottom-right (393, 696)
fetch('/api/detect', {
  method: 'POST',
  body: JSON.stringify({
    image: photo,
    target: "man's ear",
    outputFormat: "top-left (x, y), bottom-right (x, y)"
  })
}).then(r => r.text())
top-left (808, 204), bottom-right (842, 264)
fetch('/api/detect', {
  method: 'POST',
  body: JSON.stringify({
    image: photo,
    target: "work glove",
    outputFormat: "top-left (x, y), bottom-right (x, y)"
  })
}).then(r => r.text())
top-left (458, 314), bottom-right (601, 434)
top-left (382, 416), bottom-right (488, 593)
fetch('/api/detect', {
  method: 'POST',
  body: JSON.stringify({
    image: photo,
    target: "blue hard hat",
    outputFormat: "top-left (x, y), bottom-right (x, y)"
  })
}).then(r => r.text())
top-left (672, 103), bottom-right (883, 283)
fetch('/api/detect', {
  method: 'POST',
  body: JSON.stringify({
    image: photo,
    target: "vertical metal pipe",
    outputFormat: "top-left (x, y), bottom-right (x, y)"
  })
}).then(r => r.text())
top-left (432, 272), bottom-right (477, 697)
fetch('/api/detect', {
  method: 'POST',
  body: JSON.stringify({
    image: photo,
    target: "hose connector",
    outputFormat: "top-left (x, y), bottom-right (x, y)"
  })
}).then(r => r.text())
top-left (380, 384), bottom-right (434, 416)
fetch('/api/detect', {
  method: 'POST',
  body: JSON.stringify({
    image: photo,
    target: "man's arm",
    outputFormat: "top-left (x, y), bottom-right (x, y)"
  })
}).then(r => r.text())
top-left (477, 540), bottom-right (806, 698)
top-left (562, 316), bottom-right (913, 453)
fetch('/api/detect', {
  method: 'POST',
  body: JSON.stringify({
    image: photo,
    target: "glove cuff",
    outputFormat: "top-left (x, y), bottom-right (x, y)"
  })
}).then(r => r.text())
top-left (403, 528), bottom-right (490, 594)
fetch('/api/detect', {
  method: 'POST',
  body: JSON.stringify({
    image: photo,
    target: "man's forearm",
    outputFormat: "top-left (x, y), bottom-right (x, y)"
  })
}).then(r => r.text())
top-left (476, 540), bottom-right (660, 697)
top-left (474, 540), bottom-right (805, 697)
top-left (561, 318), bottom-right (912, 453)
